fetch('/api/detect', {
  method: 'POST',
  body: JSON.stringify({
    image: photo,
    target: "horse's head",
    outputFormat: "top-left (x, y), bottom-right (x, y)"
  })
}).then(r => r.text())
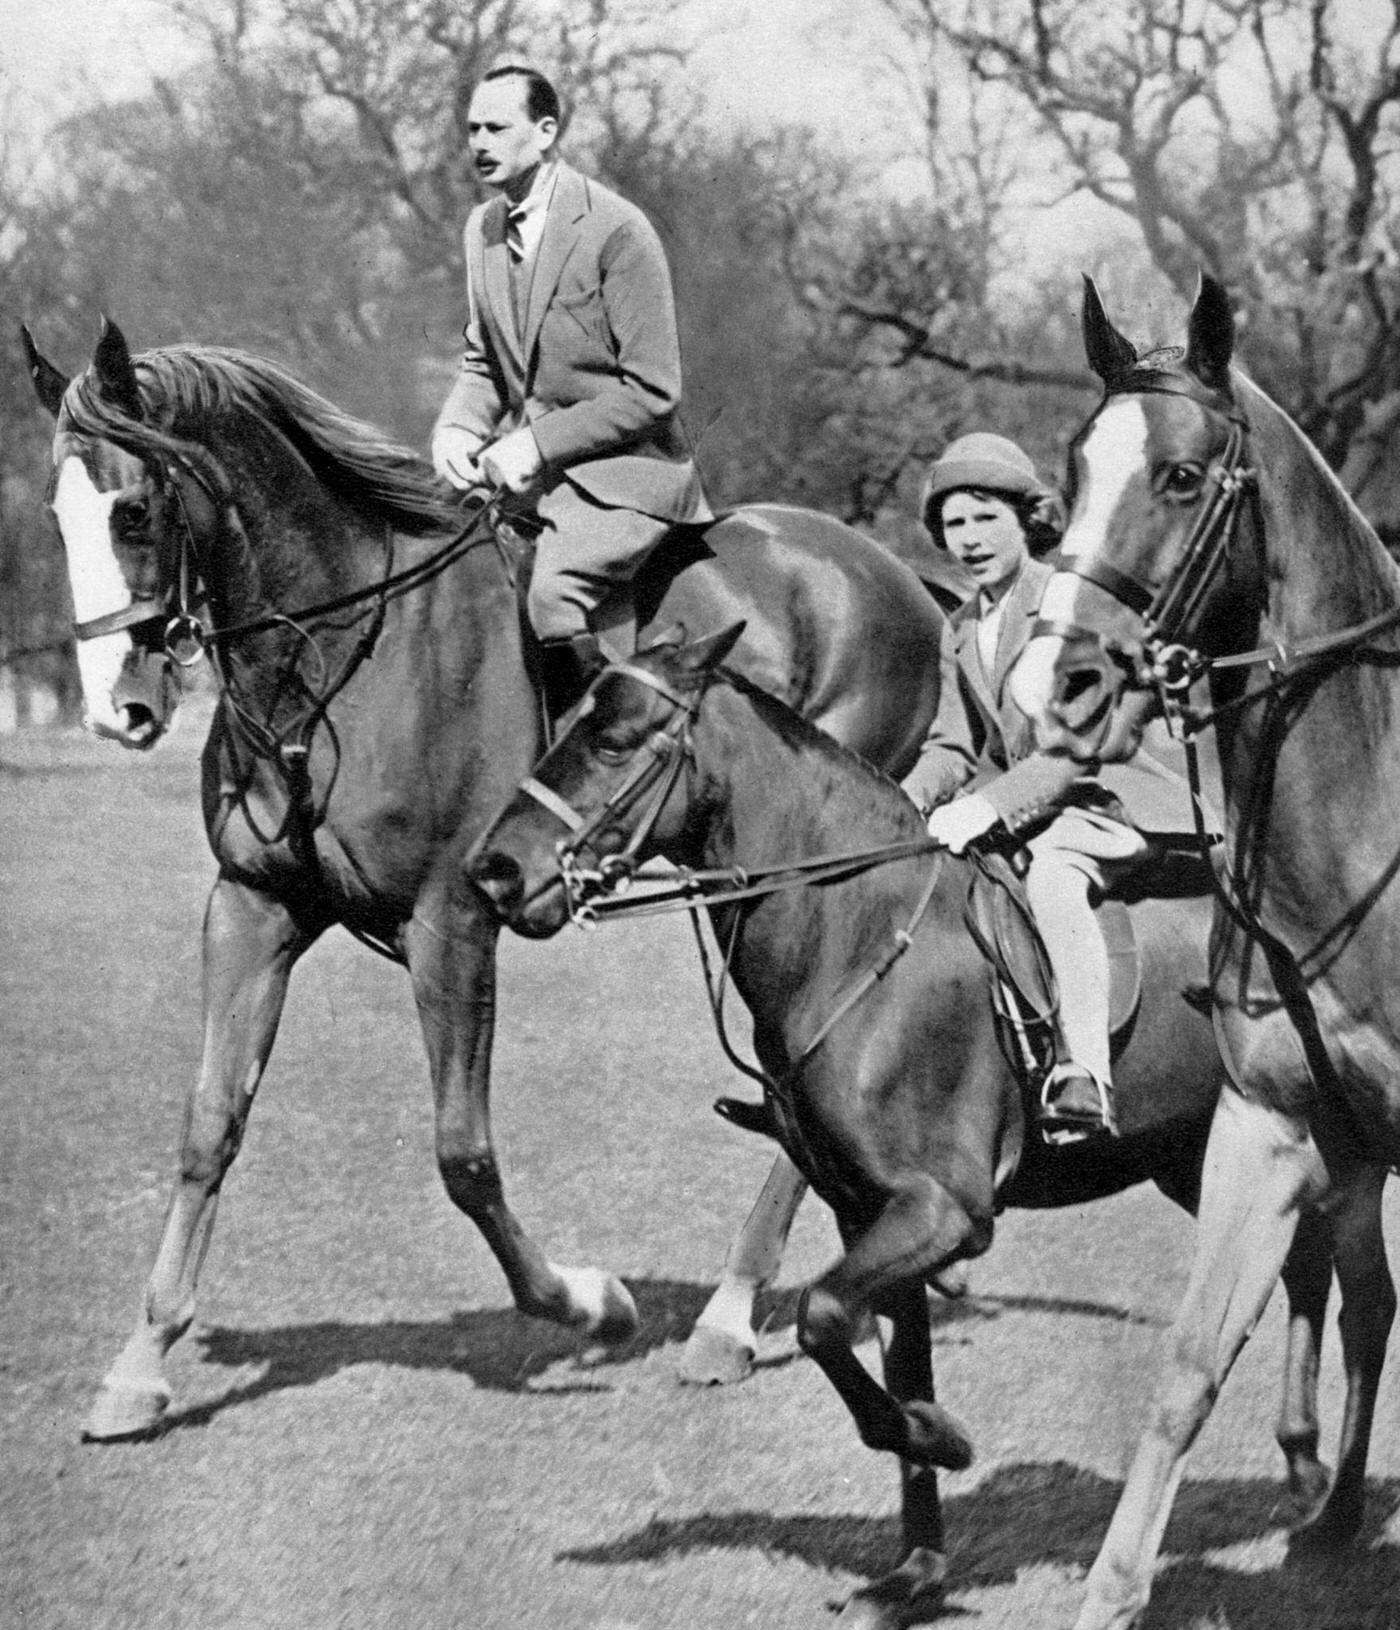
top-left (466, 622), bottom-right (746, 936)
top-left (23, 320), bottom-right (212, 748)
top-left (1010, 273), bottom-right (1256, 763)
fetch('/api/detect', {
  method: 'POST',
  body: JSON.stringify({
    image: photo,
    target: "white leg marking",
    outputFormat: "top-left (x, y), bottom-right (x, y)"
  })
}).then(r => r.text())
top-left (547, 1261), bottom-right (638, 1341)
top-left (52, 457), bottom-right (134, 738)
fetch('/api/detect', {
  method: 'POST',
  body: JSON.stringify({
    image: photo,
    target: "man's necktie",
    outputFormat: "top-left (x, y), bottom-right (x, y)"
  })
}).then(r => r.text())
top-left (506, 206), bottom-right (529, 335)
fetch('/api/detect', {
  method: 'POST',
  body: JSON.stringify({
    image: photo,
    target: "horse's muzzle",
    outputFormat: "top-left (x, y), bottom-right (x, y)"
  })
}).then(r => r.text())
top-left (465, 849), bottom-right (568, 937)
top-left (1022, 634), bottom-right (1147, 764)
top-left (105, 649), bottom-right (179, 750)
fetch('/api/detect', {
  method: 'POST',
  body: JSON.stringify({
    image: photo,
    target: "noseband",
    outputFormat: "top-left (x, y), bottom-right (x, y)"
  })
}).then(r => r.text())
top-left (517, 662), bottom-right (698, 923)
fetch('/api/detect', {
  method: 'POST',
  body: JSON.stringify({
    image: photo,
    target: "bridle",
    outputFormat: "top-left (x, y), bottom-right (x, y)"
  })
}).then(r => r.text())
top-left (69, 443), bottom-right (235, 666)
top-left (68, 434), bottom-right (510, 671)
top-left (1034, 375), bottom-right (1400, 744)
top-left (517, 662), bottom-right (700, 921)
top-left (1031, 376), bottom-right (1258, 722)
top-left (61, 414), bottom-right (513, 966)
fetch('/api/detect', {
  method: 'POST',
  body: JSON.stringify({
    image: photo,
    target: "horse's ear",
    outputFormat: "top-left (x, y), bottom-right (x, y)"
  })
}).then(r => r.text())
top-left (93, 316), bottom-right (144, 420)
top-left (1184, 271), bottom-right (1235, 393)
top-left (676, 621), bottom-right (747, 681)
top-left (642, 621), bottom-right (688, 653)
top-left (1081, 275), bottom-right (1137, 386)
top-left (21, 326), bottom-right (69, 418)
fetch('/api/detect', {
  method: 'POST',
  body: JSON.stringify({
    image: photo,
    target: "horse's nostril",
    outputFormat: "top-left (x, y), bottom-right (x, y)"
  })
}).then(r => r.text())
top-left (468, 851), bottom-right (524, 916)
top-left (1060, 668), bottom-right (1101, 708)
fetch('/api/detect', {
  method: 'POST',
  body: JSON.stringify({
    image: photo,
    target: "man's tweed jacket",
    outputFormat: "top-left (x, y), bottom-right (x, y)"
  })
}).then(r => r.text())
top-left (433, 162), bottom-right (709, 523)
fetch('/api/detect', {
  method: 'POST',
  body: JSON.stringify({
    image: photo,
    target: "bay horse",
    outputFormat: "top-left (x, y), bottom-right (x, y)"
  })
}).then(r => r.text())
top-left (1008, 275), bottom-right (1397, 1629)
top-left (22, 318), bottom-right (946, 1440)
top-left (464, 625), bottom-right (1353, 1628)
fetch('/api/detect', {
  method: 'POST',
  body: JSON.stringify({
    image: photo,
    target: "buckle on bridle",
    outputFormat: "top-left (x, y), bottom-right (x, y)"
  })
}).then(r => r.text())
top-left (164, 613), bottom-right (207, 667)
top-left (1148, 640), bottom-right (1198, 695)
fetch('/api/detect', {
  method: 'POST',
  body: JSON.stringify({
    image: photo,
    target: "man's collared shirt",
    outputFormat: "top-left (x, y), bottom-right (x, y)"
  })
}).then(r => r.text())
top-left (506, 162), bottom-right (558, 264)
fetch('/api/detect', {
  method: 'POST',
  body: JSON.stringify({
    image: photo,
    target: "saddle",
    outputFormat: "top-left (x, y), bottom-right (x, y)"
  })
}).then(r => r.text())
top-left (963, 843), bottom-right (1216, 1110)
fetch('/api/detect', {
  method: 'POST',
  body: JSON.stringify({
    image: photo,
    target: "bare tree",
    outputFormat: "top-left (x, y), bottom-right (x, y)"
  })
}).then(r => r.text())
top-left (877, 0), bottom-right (1400, 534)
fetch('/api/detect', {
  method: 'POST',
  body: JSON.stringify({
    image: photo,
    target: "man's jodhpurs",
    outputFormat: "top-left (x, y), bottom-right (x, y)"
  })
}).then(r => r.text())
top-left (529, 480), bottom-right (674, 641)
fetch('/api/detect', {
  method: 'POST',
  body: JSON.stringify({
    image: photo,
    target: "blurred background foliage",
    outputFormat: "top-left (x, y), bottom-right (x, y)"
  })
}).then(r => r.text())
top-left (5, 0), bottom-right (1399, 721)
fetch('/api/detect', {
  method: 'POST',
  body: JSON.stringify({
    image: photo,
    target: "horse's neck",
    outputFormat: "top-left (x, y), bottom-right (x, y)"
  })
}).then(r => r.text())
top-left (210, 417), bottom-right (384, 626)
top-left (700, 681), bottom-right (919, 858)
top-left (1220, 378), bottom-right (1400, 907)
top-left (1242, 377), bottom-right (1400, 639)
top-left (696, 682), bottom-right (931, 1005)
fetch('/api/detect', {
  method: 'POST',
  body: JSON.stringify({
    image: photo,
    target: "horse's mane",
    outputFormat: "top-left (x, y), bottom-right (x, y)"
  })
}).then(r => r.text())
top-left (65, 344), bottom-right (460, 536)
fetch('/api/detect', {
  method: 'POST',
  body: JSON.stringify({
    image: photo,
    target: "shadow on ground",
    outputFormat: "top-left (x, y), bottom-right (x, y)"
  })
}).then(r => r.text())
top-left (168, 1276), bottom-right (725, 1427)
top-left (163, 1276), bottom-right (1172, 1432)
top-left (558, 1463), bottom-right (1400, 1627)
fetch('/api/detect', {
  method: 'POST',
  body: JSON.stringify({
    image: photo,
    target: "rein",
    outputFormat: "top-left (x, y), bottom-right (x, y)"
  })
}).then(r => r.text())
top-left (73, 443), bottom-right (511, 664)
top-left (520, 661), bottom-right (941, 927)
top-left (516, 655), bottom-right (948, 1102)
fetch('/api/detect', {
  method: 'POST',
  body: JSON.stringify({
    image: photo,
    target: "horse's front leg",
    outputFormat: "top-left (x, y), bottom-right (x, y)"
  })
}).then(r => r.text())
top-left (85, 877), bottom-right (318, 1440)
top-left (1074, 1090), bottom-right (1327, 1630)
top-left (798, 1175), bottom-right (981, 1472)
top-left (837, 1279), bottom-right (949, 1630)
top-left (404, 892), bottom-right (637, 1343)
top-left (680, 1149), bottom-right (808, 1384)
top-left (1274, 1205), bottom-right (1333, 1515)
top-left (1289, 1159), bottom-right (1395, 1551)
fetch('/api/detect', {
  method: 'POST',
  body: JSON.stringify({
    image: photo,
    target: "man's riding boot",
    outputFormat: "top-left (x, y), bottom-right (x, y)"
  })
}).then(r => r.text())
top-left (540, 631), bottom-right (607, 719)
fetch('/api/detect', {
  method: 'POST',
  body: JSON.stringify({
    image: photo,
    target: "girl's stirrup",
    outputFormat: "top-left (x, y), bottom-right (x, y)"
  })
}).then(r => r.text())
top-left (1040, 1061), bottom-right (1118, 1145)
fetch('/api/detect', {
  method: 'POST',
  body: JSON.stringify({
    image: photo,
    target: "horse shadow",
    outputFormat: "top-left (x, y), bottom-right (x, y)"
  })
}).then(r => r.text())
top-left (167, 1276), bottom-right (732, 1429)
top-left (163, 1279), bottom-right (1165, 1432)
top-left (558, 1463), bottom-right (1400, 1627)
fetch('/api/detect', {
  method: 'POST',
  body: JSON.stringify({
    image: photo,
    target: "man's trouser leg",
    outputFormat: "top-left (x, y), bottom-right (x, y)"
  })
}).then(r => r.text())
top-left (530, 482), bottom-right (674, 641)
top-left (1025, 809), bottom-right (1149, 1140)
top-left (527, 483), bottom-right (674, 714)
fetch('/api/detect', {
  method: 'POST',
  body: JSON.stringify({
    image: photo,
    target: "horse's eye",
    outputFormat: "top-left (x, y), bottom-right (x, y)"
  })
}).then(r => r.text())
top-left (116, 497), bottom-right (151, 536)
top-left (1161, 463), bottom-right (1204, 501)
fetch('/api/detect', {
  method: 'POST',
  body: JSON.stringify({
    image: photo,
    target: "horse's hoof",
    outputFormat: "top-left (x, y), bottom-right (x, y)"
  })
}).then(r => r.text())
top-left (677, 1323), bottom-right (755, 1386)
top-left (589, 1276), bottom-right (640, 1347)
top-left (82, 1382), bottom-right (170, 1442)
top-left (1287, 1483), bottom-right (1364, 1555)
top-left (930, 1262), bottom-right (970, 1299)
top-left (902, 1400), bottom-right (974, 1471)
top-left (553, 1264), bottom-right (640, 1346)
top-left (837, 1547), bottom-right (947, 1628)
top-left (1283, 1456), bottom-right (1332, 1524)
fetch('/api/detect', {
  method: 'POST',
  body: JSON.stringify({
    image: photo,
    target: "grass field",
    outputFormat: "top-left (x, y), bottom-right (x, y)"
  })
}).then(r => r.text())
top-left (2, 711), bottom-right (1397, 1630)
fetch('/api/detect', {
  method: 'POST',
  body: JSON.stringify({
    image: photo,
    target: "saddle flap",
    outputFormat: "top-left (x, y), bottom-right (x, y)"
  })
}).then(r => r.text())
top-left (966, 856), bottom-right (1141, 1041)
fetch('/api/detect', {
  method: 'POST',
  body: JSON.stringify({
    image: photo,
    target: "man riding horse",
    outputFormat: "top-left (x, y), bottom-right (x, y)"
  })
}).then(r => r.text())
top-left (430, 64), bottom-right (711, 708)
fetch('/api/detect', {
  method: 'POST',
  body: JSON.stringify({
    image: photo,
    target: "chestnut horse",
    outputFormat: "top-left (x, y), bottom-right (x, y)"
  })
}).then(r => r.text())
top-left (465, 626), bottom-right (1351, 1628)
top-left (23, 319), bottom-right (944, 1439)
top-left (1009, 275), bottom-right (1396, 1629)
